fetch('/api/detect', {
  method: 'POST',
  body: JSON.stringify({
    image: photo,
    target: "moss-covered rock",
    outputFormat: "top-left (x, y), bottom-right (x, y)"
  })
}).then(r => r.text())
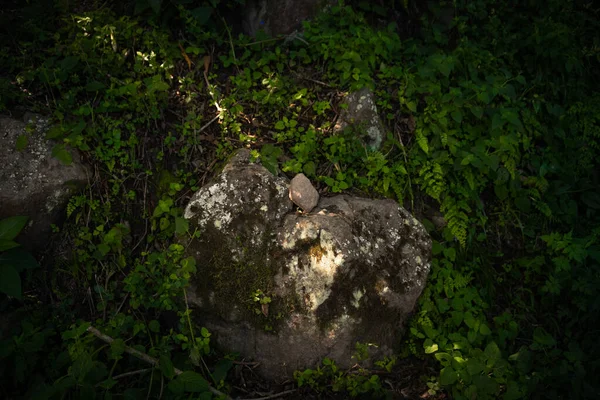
top-left (183, 149), bottom-right (431, 380)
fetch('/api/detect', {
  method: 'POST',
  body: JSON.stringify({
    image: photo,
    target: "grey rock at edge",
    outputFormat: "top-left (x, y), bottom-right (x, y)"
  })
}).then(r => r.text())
top-left (242, 0), bottom-right (330, 37)
top-left (0, 114), bottom-right (89, 253)
top-left (183, 149), bottom-right (431, 380)
top-left (336, 87), bottom-right (386, 150)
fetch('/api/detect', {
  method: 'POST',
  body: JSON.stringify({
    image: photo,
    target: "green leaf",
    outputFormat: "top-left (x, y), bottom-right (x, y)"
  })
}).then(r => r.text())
top-left (439, 366), bottom-right (458, 385)
top-left (479, 323), bottom-right (492, 336)
top-left (0, 239), bottom-right (19, 252)
top-left (492, 113), bottom-right (505, 130)
top-left (0, 216), bottom-right (28, 241)
top-left (146, 76), bottom-right (169, 92)
top-left (0, 248), bottom-right (39, 272)
top-left (190, 6), bottom-right (213, 25)
top-left (46, 125), bottom-right (65, 139)
top-left (168, 371), bottom-right (209, 394)
top-left (148, 320), bottom-right (160, 333)
top-left (443, 247), bottom-right (456, 261)
top-left (434, 352), bottom-right (453, 366)
top-left (148, 0), bottom-right (161, 14)
top-left (159, 355), bottom-right (175, 379)
top-left (0, 264), bottom-right (22, 298)
top-left (406, 101), bottom-right (417, 113)
top-left (0, 216), bottom-right (29, 242)
top-left (471, 106), bottom-right (484, 119)
top-left (514, 196), bottom-right (530, 212)
top-left (175, 217), bottom-right (189, 235)
top-left (15, 134), bottom-right (28, 151)
top-left (86, 81), bottom-right (106, 92)
top-left (494, 184), bottom-right (508, 200)
top-left (60, 56), bottom-right (79, 71)
top-left (424, 338), bottom-right (438, 354)
top-left (416, 130), bottom-right (429, 154)
top-left (533, 327), bottom-right (556, 348)
top-left (465, 358), bottom-right (484, 376)
top-left (110, 339), bottom-right (126, 359)
top-left (51, 144), bottom-right (73, 165)
top-left (212, 359), bottom-right (233, 383)
top-left (275, 120), bottom-right (285, 130)
top-left (484, 341), bottom-right (501, 367)
top-left (451, 110), bottom-right (463, 124)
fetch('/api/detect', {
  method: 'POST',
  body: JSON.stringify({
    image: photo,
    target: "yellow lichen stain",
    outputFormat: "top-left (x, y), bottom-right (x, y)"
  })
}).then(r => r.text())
top-left (309, 243), bottom-right (325, 262)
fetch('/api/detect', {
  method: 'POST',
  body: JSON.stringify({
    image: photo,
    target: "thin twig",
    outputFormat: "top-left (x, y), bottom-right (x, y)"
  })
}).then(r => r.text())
top-left (86, 326), bottom-right (231, 399)
top-left (111, 368), bottom-right (152, 381)
top-left (240, 389), bottom-right (298, 400)
top-left (198, 114), bottom-right (220, 133)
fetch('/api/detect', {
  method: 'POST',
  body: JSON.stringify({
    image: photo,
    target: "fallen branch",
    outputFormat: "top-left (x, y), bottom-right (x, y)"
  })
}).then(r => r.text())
top-left (86, 326), bottom-right (230, 399)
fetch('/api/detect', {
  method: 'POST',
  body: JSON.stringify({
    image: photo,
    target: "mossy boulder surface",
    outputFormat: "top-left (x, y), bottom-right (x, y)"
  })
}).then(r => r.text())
top-left (183, 149), bottom-right (431, 380)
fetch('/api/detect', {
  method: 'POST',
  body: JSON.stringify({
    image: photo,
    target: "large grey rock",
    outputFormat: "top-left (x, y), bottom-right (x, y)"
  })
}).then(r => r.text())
top-left (335, 87), bottom-right (386, 150)
top-left (242, 0), bottom-right (326, 37)
top-left (183, 149), bottom-right (430, 380)
top-left (0, 114), bottom-right (89, 252)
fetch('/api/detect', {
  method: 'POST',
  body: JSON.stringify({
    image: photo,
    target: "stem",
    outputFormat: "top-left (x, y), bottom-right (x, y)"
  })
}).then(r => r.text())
top-left (86, 326), bottom-right (231, 399)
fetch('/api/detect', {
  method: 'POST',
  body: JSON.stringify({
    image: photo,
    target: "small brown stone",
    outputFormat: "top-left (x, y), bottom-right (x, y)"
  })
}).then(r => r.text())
top-left (289, 173), bottom-right (319, 212)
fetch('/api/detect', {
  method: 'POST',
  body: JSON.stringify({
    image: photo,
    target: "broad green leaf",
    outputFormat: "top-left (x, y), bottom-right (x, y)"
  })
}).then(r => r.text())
top-left (212, 359), bottom-right (233, 383)
top-left (0, 248), bottom-right (38, 272)
top-left (51, 144), bottom-right (73, 165)
top-left (0, 264), bottom-right (22, 298)
top-left (97, 243), bottom-right (110, 257)
top-left (451, 110), bottom-right (463, 123)
top-left (479, 323), bottom-right (492, 336)
top-left (492, 113), bottom-right (505, 130)
top-left (46, 125), bottom-right (64, 139)
top-left (148, 320), bottom-right (160, 333)
top-left (514, 196), bottom-right (531, 212)
top-left (424, 338), bottom-right (438, 354)
top-left (110, 339), bottom-right (126, 359)
top-left (15, 134), bottom-right (28, 151)
top-left (175, 217), bottom-right (189, 235)
top-left (484, 341), bottom-right (501, 367)
top-left (466, 358), bottom-right (484, 376)
top-left (190, 6), bottom-right (213, 25)
top-left (443, 247), bottom-right (456, 261)
top-left (406, 101), bottom-right (417, 113)
top-left (434, 352), bottom-right (452, 366)
top-left (533, 327), bottom-right (556, 348)
top-left (159, 217), bottom-right (170, 231)
top-left (0, 216), bottom-right (28, 241)
top-left (159, 355), bottom-right (175, 379)
top-left (274, 120), bottom-right (285, 130)
top-left (494, 184), bottom-right (508, 200)
top-left (71, 352), bottom-right (93, 382)
top-left (168, 371), bottom-right (209, 394)
top-left (502, 109), bottom-right (523, 129)
top-left (146, 76), bottom-right (169, 92)
top-left (85, 81), bottom-right (105, 92)
top-left (148, 0), bottom-right (161, 14)
top-left (470, 106), bottom-right (484, 119)
top-left (439, 366), bottom-right (458, 385)
top-left (0, 239), bottom-right (20, 252)
top-left (60, 56), bottom-right (79, 71)
top-left (303, 161), bottom-right (316, 177)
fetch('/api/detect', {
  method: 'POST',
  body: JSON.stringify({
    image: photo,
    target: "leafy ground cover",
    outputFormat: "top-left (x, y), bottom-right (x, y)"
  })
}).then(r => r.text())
top-left (1, 0), bottom-right (599, 398)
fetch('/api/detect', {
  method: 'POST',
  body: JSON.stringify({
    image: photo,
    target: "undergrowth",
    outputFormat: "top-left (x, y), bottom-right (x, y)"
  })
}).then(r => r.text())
top-left (1, 0), bottom-right (599, 399)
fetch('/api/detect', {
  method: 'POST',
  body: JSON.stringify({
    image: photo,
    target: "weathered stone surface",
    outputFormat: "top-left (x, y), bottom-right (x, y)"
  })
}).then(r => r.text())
top-left (336, 87), bottom-right (386, 150)
top-left (183, 149), bottom-right (431, 380)
top-left (289, 173), bottom-right (319, 212)
top-left (0, 114), bottom-right (89, 252)
top-left (242, 0), bottom-right (326, 37)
